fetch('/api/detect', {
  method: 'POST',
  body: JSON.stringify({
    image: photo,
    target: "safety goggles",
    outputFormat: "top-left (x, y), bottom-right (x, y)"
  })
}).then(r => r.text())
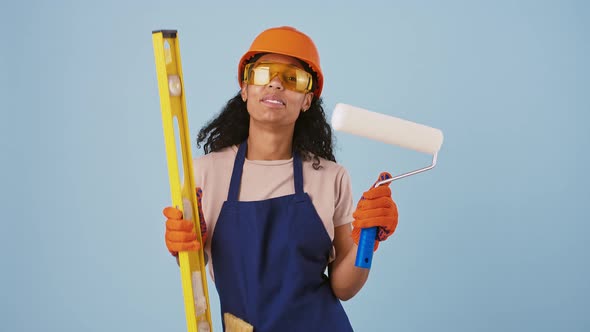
top-left (243, 62), bottom-right (313, 93)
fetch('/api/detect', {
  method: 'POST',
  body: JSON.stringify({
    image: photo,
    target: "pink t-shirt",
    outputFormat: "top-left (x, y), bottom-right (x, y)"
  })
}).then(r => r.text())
top-left (191, 145), bottom-right (354, 279)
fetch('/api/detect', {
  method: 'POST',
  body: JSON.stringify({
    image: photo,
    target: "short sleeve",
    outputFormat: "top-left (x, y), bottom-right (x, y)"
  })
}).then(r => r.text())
top-left (333, 167), bottom-right (354, 227)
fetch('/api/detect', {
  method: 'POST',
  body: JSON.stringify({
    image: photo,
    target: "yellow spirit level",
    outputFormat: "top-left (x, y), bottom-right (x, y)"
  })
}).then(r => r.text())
top-left (152, 29), bottom-right (213, 332)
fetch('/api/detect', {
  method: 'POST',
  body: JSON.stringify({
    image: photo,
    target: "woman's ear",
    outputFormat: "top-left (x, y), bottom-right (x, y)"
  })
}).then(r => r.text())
top-left (240, 84), bottom-right (248, 102)
top-left (302, 92), bottom-right (313, 111)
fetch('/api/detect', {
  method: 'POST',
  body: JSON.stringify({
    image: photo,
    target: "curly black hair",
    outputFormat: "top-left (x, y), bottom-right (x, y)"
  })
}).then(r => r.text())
top-left (196, 92), bottom-right (336, 169)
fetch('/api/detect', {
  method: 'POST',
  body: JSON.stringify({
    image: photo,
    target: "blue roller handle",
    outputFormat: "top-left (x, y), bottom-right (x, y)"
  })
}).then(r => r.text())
top-left (355, 227), bottom-right (377, 269)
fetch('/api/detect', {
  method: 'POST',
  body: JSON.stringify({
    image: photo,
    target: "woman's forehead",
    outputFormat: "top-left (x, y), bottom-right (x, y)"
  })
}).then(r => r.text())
top-left (256, 53), bottom-right (302, 68)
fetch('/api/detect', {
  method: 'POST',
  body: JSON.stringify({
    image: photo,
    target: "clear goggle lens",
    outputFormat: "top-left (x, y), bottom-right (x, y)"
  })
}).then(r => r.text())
top-left (243, 62), bottom-right (313, 93)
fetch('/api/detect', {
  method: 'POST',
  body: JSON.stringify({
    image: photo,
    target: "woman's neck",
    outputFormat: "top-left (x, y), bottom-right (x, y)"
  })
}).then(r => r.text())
top-left (247, 125), bottom-right (294, 160)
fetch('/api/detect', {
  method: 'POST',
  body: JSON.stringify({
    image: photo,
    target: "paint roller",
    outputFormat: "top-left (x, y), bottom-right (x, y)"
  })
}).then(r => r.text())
top-left (331, 103), bottom-right (444, 269)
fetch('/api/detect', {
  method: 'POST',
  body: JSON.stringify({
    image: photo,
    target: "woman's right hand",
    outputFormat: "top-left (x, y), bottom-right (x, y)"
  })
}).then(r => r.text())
top-left (164, 187), bottom-right (208, 256)
top-left (164, 206), bottom-right (200, 256)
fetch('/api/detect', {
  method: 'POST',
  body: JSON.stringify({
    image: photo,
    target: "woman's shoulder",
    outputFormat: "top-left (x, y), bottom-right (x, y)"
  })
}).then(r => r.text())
top-left (193, 146), bottom-right (237, 176)
top-left (303, 154), bottom-right (350, 178)
top-left (194, 146), bottom-right (237, 163)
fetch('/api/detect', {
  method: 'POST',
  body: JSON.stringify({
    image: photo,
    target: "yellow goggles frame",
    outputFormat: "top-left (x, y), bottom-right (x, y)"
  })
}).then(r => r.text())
top-left (243, 62), bottom-right (313, 93)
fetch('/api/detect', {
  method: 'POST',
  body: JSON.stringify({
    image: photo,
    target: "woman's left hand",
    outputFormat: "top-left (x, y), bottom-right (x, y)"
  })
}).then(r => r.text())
top-left (351, 172), bottom-right (399, 252)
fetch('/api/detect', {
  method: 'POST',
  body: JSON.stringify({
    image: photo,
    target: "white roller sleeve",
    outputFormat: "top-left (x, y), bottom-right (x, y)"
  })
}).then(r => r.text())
top-left (331, 103), bottom-right (444, 155)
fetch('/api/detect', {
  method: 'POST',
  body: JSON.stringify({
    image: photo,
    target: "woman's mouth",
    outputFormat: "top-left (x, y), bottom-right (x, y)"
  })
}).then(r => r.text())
top-left (261, 95), bottom-right (286, 107)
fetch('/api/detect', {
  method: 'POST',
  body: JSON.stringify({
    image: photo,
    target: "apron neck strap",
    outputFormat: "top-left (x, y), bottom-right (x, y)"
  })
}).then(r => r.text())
top-left (227, 141), bottom-right (304, 201)
top-left (293, 150), bottom-right (304, 195)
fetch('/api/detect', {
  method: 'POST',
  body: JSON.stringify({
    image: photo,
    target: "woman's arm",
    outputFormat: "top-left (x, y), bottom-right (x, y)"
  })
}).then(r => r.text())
top-left (328, 223), bottom-right (370, 301)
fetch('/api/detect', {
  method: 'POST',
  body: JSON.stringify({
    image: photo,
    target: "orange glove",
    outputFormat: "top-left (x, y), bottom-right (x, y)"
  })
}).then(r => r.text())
top-left (164, 187), bottom-right (208, 256)
top-left (351, 172), bottom-right (399, 252)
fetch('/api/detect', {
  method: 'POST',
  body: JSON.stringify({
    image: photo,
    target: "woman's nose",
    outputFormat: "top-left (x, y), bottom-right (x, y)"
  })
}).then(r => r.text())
top-left (267, 75), bottom-right (284, 90)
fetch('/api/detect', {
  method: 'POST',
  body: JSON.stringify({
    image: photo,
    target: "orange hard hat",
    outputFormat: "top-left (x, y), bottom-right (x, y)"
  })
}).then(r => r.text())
top-left (238, 26), bottom-right (324, 97)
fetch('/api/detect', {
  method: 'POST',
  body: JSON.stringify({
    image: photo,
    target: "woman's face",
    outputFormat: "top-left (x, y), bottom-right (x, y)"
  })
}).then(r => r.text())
top-left (241, 53), bottom-right (313, 130)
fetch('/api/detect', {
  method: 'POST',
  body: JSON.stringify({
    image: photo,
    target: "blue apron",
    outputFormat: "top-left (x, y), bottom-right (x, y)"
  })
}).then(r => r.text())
top-left (211, 141), bottom-right (353, 332)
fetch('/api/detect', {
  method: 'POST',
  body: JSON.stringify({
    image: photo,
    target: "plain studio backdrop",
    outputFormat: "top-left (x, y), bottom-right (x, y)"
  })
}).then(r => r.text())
top-left (1, 1), bottom-right (588, 331)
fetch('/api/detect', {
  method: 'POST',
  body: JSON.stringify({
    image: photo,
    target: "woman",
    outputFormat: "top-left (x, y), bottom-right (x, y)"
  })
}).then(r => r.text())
top-left (164, 26), bottom-right (398, 331)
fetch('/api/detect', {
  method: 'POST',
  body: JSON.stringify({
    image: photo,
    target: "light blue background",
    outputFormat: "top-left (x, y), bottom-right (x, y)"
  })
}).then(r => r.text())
top-left (1, 1), bottom-right (589, 331)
